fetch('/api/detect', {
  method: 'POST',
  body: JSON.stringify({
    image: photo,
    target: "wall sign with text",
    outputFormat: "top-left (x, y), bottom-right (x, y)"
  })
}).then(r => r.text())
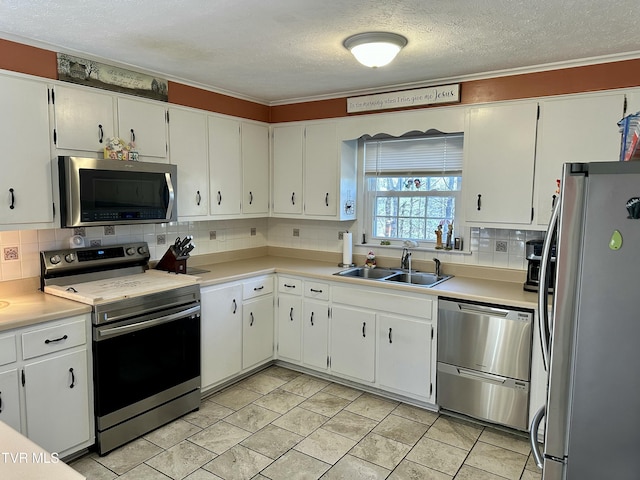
top-left (347, 84), bottom-right (460, 113)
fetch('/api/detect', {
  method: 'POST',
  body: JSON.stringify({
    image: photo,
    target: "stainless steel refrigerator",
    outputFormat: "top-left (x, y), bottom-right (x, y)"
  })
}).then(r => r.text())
top-left (530, 161), bottom-right (640, 479)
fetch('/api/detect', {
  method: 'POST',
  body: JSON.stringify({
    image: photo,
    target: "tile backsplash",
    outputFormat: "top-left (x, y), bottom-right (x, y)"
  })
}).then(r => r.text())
top-left (0, 219), bottom-right (544, 281)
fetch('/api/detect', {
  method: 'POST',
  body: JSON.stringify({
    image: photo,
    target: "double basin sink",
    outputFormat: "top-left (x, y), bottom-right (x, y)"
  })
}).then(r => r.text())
top-left (334, 267), bottom-right (452, 288)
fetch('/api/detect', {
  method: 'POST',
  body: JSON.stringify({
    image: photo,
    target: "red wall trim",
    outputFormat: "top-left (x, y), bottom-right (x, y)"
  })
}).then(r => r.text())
top-left (2, 38), bottom-right (640, 123)
top-left (0, 38), bottom-right (57, 79)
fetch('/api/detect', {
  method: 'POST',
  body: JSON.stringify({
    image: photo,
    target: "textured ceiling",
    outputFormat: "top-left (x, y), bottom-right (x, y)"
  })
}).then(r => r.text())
top-left (1, 0), bottom-right (640, 104)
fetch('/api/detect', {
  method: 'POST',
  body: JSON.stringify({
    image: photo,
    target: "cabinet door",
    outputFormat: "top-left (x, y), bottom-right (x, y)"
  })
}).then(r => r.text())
top-left (272, 125), bottom-right (303, 214)
top-left (242, 122), bottom-right (269, 214)
top-left (302, 299), bottom-right (329, 370)
top-left (464, 102), bottom-right (538, 224)
top-left (169, 108), bottom-right (210, 217)
top-left (277, 295), bottom-right (302, 362)
top-left (54, 85), bottom-right (115, 152)
top-left (304, 123), bottom-right (337, 216)
top-left (535, 93), bottom-right (624, 225)
top-left (117, 97), bottom-right (167, 159)
top-left (209, 116), bottom-right (242, 215)
top-left (0, 76), bottom-right (53, 225)
top-left (201, 283), bottom-right (242, 389)
top-left (378, 314), bottom-right (432, 399)
top-left (330, 305), bottom-right (375, 382)
top-left (24, 349), bottom-right (91, 454)
top-left (242, 295), bottom-right (274, 369)
top-left (0, 368), bottom-right (21, 432)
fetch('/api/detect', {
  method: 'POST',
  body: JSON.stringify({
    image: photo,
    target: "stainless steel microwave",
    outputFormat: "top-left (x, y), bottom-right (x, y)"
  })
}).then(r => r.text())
top-left (58, 156), bottom-right (177, 227)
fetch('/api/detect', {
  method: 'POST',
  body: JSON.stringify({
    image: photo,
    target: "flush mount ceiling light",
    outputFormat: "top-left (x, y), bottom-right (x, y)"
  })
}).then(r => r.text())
top-left (343, 32), bottom-right (408, 68)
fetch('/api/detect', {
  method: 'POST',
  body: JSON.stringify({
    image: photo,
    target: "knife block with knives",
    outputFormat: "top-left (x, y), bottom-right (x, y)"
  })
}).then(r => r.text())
top-left (155, 236), bottom-right (195, 274)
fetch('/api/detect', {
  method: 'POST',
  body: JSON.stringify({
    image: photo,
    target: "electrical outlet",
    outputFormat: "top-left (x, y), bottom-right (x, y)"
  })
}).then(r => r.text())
top-left (293, 228), bottom-right (300, 237)
top-left (495, 240), bottom-right (508, 253)
top-left (338, 231), bottom-right (344, 240)
top-left (210, 231), bottom-right (216, 240)
top-left (157, 234), bottom-right (166, 245)
top-left (250, 227), bottom-right (256, 236)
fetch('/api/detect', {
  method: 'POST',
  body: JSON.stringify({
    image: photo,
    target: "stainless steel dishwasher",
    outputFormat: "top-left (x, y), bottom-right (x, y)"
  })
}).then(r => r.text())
top-left (437, 298), bottom-right (533, 430)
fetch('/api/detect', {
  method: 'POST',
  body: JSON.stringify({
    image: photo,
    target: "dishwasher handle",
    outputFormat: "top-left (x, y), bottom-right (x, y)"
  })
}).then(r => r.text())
top-left (458, 304), bottom-right (510, 317)
top-left (457, 367), bottom-right (507, 385)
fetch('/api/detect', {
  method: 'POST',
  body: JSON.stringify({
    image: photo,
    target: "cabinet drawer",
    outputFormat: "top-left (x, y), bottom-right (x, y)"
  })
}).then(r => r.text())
top-left (0, 334), bottom-right (17, 366)
top-left (305, 281), bottom-right (329, 301)
top-left (278, 277), bottom-right (302, 295)
top-left (243, 276), bottom-right (274, 300)
top-left (333, 286), bottom-right (434, 319)
top-left (22, 318), bottom-right (86, 360)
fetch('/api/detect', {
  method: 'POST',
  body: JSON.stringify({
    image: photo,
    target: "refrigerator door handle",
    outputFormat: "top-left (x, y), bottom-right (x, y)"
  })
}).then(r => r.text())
top-left (538, 199), bottom-right (560, 371)
top-left (530, 405), bottom-right (546, 469)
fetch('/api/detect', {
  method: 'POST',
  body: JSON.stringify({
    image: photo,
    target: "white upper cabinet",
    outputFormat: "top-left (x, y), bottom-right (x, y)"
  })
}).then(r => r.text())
top-left (168, 107), bottom-right (209, 218)
top-left (0, 74), bottom-right (53, 227)
top-left (534, 92), bottom-right (625, 225)
top-left (116, 97), bottom-right (168, 159)
top-left (208, 115), bottom-right (242, 215)
top-left (53, 84), bottom-right (116, 154)
top-left (304, 123), bottom-right (338, 216)
top-left (272, 124), bottom-right (304, 215)
top-left (272, 121), bottom-right (357, 220)
top-left (53, 84), bottom-right (167, 159)
top-left (242, 122), bottom-right (269, 215)
top-left (463, 101), bottom-right (539, 225)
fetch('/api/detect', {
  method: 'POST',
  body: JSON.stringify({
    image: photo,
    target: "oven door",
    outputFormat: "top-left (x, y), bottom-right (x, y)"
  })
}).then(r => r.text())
top-left (93, 303), bottom-right (200, 430)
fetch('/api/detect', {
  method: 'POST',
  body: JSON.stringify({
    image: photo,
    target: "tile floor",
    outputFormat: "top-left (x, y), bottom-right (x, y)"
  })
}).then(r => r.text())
top-left (70, 366), bottom-right (542, 480)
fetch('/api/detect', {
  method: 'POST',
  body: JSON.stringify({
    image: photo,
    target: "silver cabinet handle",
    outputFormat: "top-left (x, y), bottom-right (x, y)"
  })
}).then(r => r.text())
top-left (530, 405), bottom-right (546, 469)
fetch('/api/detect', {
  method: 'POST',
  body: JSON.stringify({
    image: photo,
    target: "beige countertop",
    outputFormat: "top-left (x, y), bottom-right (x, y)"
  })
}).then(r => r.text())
top-left (0, 421), bottom-right (85, 479)
top-left (0, 253), bottom-right (538, 334)
top-left (191, 255), bottom-right (539, 310)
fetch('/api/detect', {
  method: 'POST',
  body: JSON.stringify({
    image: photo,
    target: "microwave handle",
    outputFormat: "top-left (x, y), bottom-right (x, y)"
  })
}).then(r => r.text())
top-left (165, 172), bottom-right (175, 220)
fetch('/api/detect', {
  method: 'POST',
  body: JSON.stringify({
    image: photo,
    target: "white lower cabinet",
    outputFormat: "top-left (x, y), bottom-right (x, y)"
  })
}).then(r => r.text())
top-left (330, 305), bottom-right (376, 382)
top-left (243, 295), bottom-right (274, 369)
top-left (302, 299), bottom-right (329, 371)
top-left (0, 314), bottom-right (94, 457)
top-left (378, 314), bottom-right (433, 400)
top-left (23, 349), bottom-right (90, 454)
top-left (0, 368), bottom-right (20, 431)
top-left (277, 294), bottom-right (302, 362)
top-left (200, 282), bottom-right (242, 390)
top-left (242, 276), bottom-right (274, 369)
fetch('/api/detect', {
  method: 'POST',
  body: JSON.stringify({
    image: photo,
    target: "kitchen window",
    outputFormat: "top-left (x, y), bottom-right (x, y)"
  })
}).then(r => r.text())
top-left (364, 133), bottom-right (463, 244)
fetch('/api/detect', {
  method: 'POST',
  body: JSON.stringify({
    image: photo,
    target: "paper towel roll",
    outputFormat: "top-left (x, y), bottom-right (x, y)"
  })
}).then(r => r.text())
top-left (342, 232), bottom-right (353, 265)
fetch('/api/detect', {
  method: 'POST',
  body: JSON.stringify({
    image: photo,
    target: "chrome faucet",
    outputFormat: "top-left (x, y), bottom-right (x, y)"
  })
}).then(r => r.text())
top-left (401, 248), bottom-right (411, 270)
top-left (433, 257), bottom-right (441, 277)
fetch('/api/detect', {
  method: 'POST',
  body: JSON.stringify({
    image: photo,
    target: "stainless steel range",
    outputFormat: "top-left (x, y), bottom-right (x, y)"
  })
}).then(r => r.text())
top-left (41, 242), bottom-right (201, 455)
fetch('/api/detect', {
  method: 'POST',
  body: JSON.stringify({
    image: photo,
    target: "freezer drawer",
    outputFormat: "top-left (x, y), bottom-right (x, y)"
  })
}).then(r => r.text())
top-left (438, 298), bottom-right (533, 381)
top-left (437, 362), bottom-right (530, 430)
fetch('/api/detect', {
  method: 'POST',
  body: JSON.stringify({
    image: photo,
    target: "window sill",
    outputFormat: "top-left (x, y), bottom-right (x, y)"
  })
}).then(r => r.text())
top-left (355, 243), bottom-right (472, 255)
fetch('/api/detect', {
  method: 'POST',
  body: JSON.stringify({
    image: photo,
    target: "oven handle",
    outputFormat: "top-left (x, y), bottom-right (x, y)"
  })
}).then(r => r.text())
top-left (97, 305), bottom-right (200, 339)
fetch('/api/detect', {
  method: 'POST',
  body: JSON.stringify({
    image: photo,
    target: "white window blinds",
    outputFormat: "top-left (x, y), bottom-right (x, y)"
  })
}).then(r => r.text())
top-left (364, 134), bottom-right (464, 174)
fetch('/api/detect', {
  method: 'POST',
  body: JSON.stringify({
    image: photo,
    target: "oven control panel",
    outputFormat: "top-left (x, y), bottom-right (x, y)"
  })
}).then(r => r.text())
top-left (41, 242), bottom-right (150, 274)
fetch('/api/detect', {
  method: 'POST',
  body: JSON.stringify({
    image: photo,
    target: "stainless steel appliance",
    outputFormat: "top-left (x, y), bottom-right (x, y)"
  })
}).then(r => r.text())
top-left (58, 156), bottom-right (177, 227)
top-left (41, 242), bottom-right (201, 455)
top-left (437, 298), bottom-right (533, 430)
top-left (524, 240), bottom-right (556, 292)
top-left (530, 161), bottom-right (640, 479)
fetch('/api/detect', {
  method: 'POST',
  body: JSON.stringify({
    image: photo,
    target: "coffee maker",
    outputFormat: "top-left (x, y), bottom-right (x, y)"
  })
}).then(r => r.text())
top-left (523, 239), bottom-right (556, 292)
